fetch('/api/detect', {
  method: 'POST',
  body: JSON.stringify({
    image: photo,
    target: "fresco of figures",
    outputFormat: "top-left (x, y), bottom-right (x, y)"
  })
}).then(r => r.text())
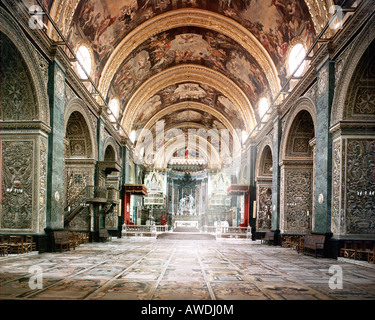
top-left (109, 27), bottom-right (270, 110)
top-left (131, 82), bottom-right (245, 131)
top-left (67, 0), bottom-right (315, 85)
top-left (68, 0), bottom-right (316, 88)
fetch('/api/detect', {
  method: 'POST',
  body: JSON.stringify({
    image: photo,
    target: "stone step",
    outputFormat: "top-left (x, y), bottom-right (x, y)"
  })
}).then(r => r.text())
top-left (156, 232), bottom-right (216, 240)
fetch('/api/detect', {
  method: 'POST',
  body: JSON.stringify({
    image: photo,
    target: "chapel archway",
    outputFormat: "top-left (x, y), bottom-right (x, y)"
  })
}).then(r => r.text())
top-left (280, 109), bottom-right (315, 234)
top-left (256, 142), bottom-right (273, 232)
top-left (331, 37), bottom-right (375, 237)
top-left (64, 110), bottom-right (95, 231)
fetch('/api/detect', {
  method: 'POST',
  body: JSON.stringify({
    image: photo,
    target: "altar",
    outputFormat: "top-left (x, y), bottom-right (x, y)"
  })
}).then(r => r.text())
top-left (174, 220), bottom-right (199, 229)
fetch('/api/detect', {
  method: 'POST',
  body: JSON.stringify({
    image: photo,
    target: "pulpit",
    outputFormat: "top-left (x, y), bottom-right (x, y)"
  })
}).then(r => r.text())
top-left (123, 184), bottom-right (147, 225)
top-left (227, 184), bottom-right (250, 227)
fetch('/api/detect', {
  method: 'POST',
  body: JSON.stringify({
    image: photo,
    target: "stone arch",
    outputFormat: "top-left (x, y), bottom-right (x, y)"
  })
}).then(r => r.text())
top-left (331, 16), bottom-right (375, 126)
top-left (103, 137), bottom-right (119, 162)
top-left (330, 33), bottom-right (375, 237)
top-left (64, 98), bottom-right (98, 160)
top-left (279, 98), bottom-right (316, 235)
top-left (63, 99), bottom-right (98, 231)
top-left (256, 136), bottom-right (273, 179)
top-left (0, 10), bottom-right (49, 124)
top-left (255, 136), bottom-right (273, 231)
top-left (280, 97), bottom-right (316, 162)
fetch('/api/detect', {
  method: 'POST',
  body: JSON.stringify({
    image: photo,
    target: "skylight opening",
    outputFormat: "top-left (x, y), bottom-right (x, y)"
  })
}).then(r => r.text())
top-left (259, 97), bottom-right (269, 121)
top-left (108, 98), bottom-right (119, 122)
top-left (288, 44), bottom-right (306, 77)
top-left (76, 45), bottom-right (92, 79)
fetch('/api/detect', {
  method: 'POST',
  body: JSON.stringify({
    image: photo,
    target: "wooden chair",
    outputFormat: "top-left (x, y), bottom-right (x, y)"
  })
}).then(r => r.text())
top-left (281, 236), bottom-right (292, 248)
top-left (8, 236), bottom-right (25, 254)
top-left (68, 232), bottom-right (78, 250)
top-left (0, 235), bottom-right (9, 256)
top-left (294, 236), bottom-right (304, 253)
top-left (302, 234), bottom-right (325, 258)
top-left (25, 235), bottom-right (36, 252)
top-left (340, 241), bottom-right (356, 259)
top-left (368, 245), bottom-right (375, 264)
top-left (53, 231), bottom-right (70, 252)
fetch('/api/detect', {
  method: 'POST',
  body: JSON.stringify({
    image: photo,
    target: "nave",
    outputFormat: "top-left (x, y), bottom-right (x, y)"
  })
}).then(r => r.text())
top-left (1, 238), bottom-right (375, 300)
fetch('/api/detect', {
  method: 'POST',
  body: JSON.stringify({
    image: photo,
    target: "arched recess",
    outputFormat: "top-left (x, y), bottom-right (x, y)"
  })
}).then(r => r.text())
top-left (331, 15), bottom-right (375, 126)
top-left (0, 27), bottom-right (49, 233)
top-left (330, 37), bottom-right (375, 238)
top-left (0, 10), bottom-right (49, 125)
top-left (255, 136), bottom-right (273, 231)
top-left (64, 102), bottom-right (97, 231)
top-left (279, 100), bottom-right (316, 235)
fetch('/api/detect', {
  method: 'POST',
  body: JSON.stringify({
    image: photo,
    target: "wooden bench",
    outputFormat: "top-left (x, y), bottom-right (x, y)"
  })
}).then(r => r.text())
top-left (53, 231), bottom-right (71, 252)
top-left (302, 234), bottom-right (325, 258)
top-left (99, 229), bottom-right (110, 242)
top-left (261, 231), bottom-right (275, 245)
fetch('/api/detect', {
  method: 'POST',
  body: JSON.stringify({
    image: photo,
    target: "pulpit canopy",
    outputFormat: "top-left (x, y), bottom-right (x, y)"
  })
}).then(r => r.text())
top-left (227, 184), bottom-right (249, 195)
top-left (124, 184), bottom-right (148, 195)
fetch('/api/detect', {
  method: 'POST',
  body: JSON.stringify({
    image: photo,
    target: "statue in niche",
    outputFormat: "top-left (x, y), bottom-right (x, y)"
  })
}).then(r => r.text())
top-left (179, 194), bottom-right (196, 215)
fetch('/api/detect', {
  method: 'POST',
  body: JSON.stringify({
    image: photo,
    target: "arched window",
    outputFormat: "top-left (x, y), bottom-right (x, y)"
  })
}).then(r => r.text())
top-left (76, 45), bottom-right (92, 79)
top-left (288, 44), bottom-right (306, 77)
top-left (108, 98), bottom-right (119, 122)
top-left (259, 97), bottom-right (269, 121)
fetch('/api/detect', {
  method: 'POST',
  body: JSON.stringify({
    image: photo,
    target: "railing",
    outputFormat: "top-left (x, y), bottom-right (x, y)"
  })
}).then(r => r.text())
top-left (122, 224), bottom-right (250, 238)
top-left (122, 224), bottom-right (169, 234)
top-left (202, 226), bottom-right (251, 239)
top-left (64, 186), bottom-right (120, 226)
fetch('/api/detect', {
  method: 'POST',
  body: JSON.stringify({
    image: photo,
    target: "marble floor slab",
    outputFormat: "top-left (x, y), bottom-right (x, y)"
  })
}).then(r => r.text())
top-left (1, 237), bottom-right (375, 300)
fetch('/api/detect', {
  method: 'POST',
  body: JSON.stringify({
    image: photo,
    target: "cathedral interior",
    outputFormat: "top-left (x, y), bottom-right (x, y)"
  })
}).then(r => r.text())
top-left (0, 0), bottom-right (375, 302)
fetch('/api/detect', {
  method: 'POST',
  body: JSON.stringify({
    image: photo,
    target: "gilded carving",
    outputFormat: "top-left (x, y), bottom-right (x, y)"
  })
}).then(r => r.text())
top-left (257, 186), bottom-right (272, 231)
top-left (283, 169), bottom-right (312, 234)
top-left (0, 33), bottom-right (38, 121)
top-left (345, 139), bottom-right (375, 234)
top-left (1, 141), bottom-right (34, 230)
top-left (39, 139), bottom-right (47, 233)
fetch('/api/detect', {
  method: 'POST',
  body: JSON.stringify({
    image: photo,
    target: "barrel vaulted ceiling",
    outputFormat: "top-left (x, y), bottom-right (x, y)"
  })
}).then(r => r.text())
top-left (45, 0), bottom-right (335, 168)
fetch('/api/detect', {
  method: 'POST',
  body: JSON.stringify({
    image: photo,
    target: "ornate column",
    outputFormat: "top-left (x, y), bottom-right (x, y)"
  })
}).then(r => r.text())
top-left (314, 59), bottom-right (335, 234)
top-left (271, 116), bottom-right (282, 232)
top-left (46, 60), bottom-right (66, 234)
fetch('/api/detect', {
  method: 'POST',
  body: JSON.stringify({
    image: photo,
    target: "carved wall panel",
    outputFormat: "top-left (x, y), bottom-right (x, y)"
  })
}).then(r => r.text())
top-left (281, 167), bottom-right (313, 234)
top-left (256, 185), bottom-right (272, 231)
top-left (345, 139), bottom-right (375, 235)
top-left (1, 140), bottom-right (34, 230)
top-left (65, 165), bottom-right (95, 231)
top-left (38, 138), bottom-right (47, 233)
top-left (331, 138), bottom-right (345, 235)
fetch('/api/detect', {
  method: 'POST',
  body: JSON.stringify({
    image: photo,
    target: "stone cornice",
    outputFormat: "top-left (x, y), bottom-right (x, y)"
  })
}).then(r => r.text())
top-left (329, 120), bottom-right (375, 135)
top-left (0, 121), bottom-right (51, 135)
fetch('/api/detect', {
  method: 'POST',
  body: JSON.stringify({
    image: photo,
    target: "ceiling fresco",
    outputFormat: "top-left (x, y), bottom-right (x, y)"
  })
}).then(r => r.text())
top-left (130, 81), bottom-right (245, 132)
top-left (109, 27), bottom-right (270, 116)
top-left (66, 0), bottom-right (316, 85)
top-left (41, 0), bottom-right (335, 167)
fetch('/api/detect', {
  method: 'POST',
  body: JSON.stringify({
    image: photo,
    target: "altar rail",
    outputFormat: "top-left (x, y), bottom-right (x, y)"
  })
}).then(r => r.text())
top-left (122, 225), bottom-right (168, 237)
top-left (203, 226), bottom-right (252, 239)
top-left (122, 225), bottom-right (251, 239)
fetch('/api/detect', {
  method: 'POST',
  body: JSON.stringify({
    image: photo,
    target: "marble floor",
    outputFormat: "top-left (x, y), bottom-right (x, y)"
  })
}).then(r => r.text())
top-left (1, 237), bottom-right (375, 300)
